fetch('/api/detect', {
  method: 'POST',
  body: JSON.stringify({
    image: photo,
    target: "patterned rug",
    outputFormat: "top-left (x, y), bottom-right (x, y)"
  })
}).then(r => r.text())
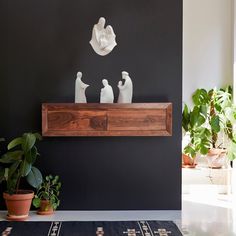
top-left (0, 220), bottom-right (182, 236)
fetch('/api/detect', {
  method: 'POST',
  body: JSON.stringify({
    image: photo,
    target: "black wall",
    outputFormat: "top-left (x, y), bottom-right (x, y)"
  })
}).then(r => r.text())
top-left (0, 0), bottom-right (182, 210)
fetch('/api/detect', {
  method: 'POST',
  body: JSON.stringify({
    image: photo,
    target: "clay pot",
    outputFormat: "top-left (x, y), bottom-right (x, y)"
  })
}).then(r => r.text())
top-left (3, 190), bottom-right (34, 221)
top-left (37, 200), bottom-right (54, 215)
top-left (182, 154), bottom-right (197, 168)
top-left (206, 148), bottom-right (227, 169)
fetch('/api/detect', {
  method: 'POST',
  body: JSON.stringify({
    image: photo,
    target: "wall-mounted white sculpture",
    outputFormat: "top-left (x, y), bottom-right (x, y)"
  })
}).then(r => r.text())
top-left (75, 72), bottom-right (90, 103)
top-left (117, 71), bottom-right (133, 103)
top-left (100, 79), bottom-right (114, 103)
top-left (90, 17), bottom-right (117, 56)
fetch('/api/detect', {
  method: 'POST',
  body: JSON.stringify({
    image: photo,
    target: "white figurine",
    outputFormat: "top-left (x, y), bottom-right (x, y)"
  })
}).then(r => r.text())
top-left (75, 72), bottom-right (89, 103)
top-left (117, 71), bottom-right (133, 103)
top-left (100, 79), bottom-right (114, 103)
top-left (90, 17), bottom-right (117, 56)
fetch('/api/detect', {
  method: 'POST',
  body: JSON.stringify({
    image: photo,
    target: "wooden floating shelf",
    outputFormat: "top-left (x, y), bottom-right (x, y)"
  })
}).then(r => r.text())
top-left (42, 103), bottom-right (172, 137)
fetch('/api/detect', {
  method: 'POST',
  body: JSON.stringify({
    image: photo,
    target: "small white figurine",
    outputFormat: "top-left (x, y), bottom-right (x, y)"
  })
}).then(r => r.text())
top-left (75, 72), bottom-right (89, 103)
top-left (100, 79), bottom-right (114, 103)
top-left (117, 71), bottom-right (133, 103)
top-left (90, 17), bottom-right (117, 56)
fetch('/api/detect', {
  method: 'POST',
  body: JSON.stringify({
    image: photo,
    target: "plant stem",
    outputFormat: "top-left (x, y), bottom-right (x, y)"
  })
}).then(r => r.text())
top-left (16, 177), bottom-right (21, 194)
top-left (209, 91), bottom-right (217, 148)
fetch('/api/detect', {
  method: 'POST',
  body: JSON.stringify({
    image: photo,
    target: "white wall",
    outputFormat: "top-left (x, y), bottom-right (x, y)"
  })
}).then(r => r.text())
top-left (183, 0), bottom-right (233, 105)
top-left (234, 0), bottom-right (236, 103)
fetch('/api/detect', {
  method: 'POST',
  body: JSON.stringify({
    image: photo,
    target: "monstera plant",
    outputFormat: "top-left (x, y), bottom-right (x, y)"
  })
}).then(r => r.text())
top-left (0, 132), bottom-right (43, 221)
top-left (182, 86), bottom-right (236, 168)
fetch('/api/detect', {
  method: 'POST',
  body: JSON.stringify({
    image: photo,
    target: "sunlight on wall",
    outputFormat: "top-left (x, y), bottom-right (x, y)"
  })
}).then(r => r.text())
top-left (233, 1), bottom-right (236, 234)
top-left (183, 0), bottom-right (233, 106)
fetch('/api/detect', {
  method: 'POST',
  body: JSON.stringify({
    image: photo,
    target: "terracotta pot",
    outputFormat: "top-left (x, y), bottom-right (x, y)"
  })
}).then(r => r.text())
top-left (182, 154), bottom-right (197, 168)
top-left (206, 148), bottom-right (227, 169)
top-left (37, 200), bottom-right (54, 215)
top-left (3, 190), bottom-right (34, 221)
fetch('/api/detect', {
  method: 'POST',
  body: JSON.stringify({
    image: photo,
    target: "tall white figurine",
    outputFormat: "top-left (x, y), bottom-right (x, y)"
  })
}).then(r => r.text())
top-left (90, 17), bottom-right (117, 56)
top-left (100, 79), bottom-right (114, 103)
top-left (117, 71), bottom-right (133, 103)
top-left (75, 72), bottom-right (89, 103)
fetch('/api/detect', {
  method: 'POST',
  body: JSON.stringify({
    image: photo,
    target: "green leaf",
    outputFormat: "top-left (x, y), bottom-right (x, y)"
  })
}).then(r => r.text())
top-left (26, 166), bottom-right (42, 188)
top-left (228, 141), bottom-right (236, 161)
top-left (192, 89), bottom-right (209, 106)
top-left (8, 160), bottom-right (22, 179)
top-left (190, 107), bottom-right (199, 128)
top-left (52, 203), bottom-right (57, 210)
top-left (7, 173), bottom-right (18, 194)
top-left (190, 107), bottom-right (206, 128)
top-left (195, 135), bottom-right (211, 155)
top-left (25, 146), bottom-right (38, 164)
top-left (200, 145), bottom-right (209, 155)
top-left (0, 167), bottom-right (5, 182)
top-left (22, 133), bottom-right (36, 153)
top-left (200, 105), bottom-right (207, 118)
top-left (20, 160), bottom-right (32, 177)
top-left (43, 192), bottom-right (49, 199)
top-left (214, 103), bottom-right (222, 112)
top-left (0, 151), bottom-right (23, 163)
top-left (215, 89), bottom-right (232, 109)
top-left (4, 168), bottom-right (9, 180)
top-left (33, 197), bottom-right (41, 208)
top-left (210, 115), bottom-right (221, 133)
top-left (7, 137), bottom-right (23, 150)
top-left (182, 104), bottom-right (190, 131)
top-left (184, 145), bottom-right (196, 158)
top-left (33, 133), bottom-right (42, 141)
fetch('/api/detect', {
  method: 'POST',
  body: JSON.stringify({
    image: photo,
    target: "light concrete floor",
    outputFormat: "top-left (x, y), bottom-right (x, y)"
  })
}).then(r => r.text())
top-left (0, 194), bottom-right (235, 236)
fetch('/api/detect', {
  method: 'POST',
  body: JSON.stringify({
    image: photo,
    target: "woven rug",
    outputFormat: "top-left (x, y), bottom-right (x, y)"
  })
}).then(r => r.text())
top-left (0, 220), bottom-right (182, 236)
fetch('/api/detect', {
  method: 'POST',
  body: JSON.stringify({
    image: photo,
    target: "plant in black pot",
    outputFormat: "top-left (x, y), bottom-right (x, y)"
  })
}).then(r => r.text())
top-left (0, 132), bottom-right (43, 221)
top-left (182, 86), bottom-right (236, 168)
top-left (33, 175), bottom-right (61, 215)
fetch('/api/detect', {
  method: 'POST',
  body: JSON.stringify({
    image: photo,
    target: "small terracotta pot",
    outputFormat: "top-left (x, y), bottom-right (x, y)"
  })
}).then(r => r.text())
top-left (182, 154), bottom-right (197, 168)
top-left (3, 190), bottom-right (34, 221)
top-left (37, 200), bottom-right (54, 215)
top-left (206, 148), bottom-right (227, 169)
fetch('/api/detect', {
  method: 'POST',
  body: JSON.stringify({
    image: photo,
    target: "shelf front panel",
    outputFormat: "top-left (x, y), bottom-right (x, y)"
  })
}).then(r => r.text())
top-left (47, 111), bottom-right (107, 131)
top-left (107, 110), bottom-right (166, 131)
top-left (42, 103), bottom-right (172, 137)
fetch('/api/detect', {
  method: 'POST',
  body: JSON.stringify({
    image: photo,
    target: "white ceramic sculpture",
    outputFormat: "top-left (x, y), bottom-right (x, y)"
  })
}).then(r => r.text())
top-left (90, 17), bottom-right (117, 56)
top-left (117, 71), bottom-right (133, 103)
top-left (75, 72), bottom-right (89, 103)
top-left (100, 79), bottom-right (114, 103)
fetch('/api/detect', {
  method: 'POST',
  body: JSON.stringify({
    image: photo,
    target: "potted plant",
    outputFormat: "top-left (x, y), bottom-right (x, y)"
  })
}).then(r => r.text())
top-left (33, 175), bottom-right (61, 215)
top-left (0, 132), bottom-right (43, 221)
top-left (182, 86), bottom-right (236, 168)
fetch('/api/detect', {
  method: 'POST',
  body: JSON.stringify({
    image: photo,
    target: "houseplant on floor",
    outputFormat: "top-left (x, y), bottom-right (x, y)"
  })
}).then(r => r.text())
top-left (33, 175), bottom-right (61, 215)
top-left (182, 86), bottom-right (236, 168)
top-left (0, 132), bottom-right (43, 221)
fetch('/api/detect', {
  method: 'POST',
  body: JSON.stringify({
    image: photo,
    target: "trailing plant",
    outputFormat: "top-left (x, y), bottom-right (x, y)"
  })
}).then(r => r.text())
top-left (182, 86), bottom-right (236, 160)
top-left (0, 132), bottom-right (43, 194)
top-left (33, 175), bottom-right (61, 210)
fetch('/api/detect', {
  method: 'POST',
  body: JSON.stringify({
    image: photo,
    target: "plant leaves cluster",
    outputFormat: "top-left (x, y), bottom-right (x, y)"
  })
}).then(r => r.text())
top-left (0, 132), bottom-right (43, 194)
top-left (182, 86), bottom-right (236, 160)
top-left (33, 175), bottom-right (61, 210)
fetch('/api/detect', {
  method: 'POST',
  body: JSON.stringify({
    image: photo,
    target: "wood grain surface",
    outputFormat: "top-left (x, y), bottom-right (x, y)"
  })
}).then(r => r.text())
top-left (42, 103), bottom-right (172, 136)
